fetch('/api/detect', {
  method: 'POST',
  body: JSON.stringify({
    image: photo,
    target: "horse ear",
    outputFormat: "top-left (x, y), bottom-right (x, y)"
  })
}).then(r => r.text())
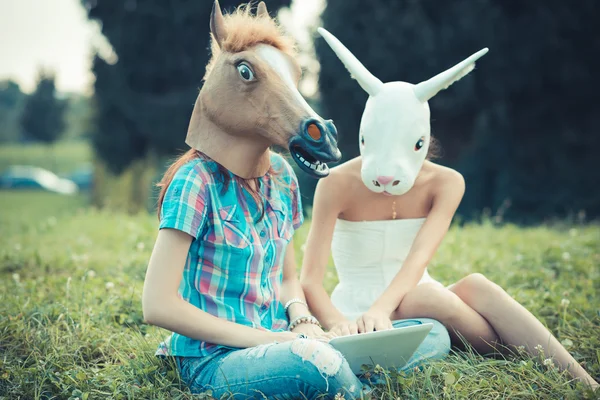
top-left (210, 0), bottom-right (228, 48)
top-left (257, 1), bottom-right (268, 18)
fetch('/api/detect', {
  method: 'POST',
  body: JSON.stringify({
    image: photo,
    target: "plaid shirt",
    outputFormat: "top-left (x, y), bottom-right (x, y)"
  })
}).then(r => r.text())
top-left (155, 152), bottom-right (303, 357)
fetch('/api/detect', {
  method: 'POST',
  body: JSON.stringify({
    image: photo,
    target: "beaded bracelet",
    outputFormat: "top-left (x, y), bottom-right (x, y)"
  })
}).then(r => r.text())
top-left (288, 315), bottom-right (322, 331)
top-left (284, 298), bottom-right (308, 314)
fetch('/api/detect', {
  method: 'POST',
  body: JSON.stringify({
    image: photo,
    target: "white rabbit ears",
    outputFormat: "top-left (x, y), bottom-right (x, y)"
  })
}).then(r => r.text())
top-left (317, 27), bottom-right (488, 102)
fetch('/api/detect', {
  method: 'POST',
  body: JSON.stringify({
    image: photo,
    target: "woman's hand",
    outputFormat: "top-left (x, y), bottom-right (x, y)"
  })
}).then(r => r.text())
top-left (329, 320), bottom-right (359, 337)
top-left (292, 323), bottom-right (335, 341)
top-left (270, 331), bottom-right (304, 343)
top-left (356, 308), bottom-right (393, 333)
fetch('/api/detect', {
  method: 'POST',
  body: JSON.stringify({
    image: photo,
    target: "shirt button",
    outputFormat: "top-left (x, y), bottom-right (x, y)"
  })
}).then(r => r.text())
top-left (260, 230), bottom-right (266, 237)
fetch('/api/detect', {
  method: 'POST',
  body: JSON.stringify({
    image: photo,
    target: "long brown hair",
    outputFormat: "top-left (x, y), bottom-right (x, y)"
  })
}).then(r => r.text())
top-left (427, 135), bottom-right (441, 160)
top-left (156, 149), bottom-right (281, 220)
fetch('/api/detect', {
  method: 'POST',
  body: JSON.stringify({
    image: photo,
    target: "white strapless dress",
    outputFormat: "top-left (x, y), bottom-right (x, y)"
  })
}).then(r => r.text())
top-left (330, 218), bottom-right (439, 321)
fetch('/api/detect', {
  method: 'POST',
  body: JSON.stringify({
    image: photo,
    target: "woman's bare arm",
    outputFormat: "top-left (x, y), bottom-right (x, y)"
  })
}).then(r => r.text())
top-left (280, 239), bottom-right (312, 321)
top-left (300, 175), bottom-right (349, 330)
top-left (370, 170), bottom-right (465, 315)
top-left (142, 228), bottom-right (294, 348)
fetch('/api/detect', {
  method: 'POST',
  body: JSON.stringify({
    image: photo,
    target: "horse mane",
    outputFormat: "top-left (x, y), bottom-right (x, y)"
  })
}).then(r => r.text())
top-left (204, 3), bottom-right (296, 80)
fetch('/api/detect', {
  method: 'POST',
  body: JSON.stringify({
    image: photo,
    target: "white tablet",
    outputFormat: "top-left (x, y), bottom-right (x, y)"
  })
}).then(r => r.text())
top-left (329, 323), bottom-right (433, 374)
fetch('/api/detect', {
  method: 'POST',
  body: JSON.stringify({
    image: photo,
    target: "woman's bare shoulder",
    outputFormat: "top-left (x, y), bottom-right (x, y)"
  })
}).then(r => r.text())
top-left (423, 161), bottom-right (465, 200)
top-left (315, 158), bottom-right (362, 203)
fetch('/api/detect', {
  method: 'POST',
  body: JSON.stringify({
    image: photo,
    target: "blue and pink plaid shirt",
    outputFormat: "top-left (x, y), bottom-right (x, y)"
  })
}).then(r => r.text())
top-left (155, 152), bottom-right (303, 357)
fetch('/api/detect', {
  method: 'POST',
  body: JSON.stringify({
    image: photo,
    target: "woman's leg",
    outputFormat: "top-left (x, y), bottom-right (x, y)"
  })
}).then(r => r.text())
top-left (449, 273), bottom-right (599, 388)
top-left (178, 339), bottom-right (367, 399)
top-left (393, 282), bottom-right (502, 354)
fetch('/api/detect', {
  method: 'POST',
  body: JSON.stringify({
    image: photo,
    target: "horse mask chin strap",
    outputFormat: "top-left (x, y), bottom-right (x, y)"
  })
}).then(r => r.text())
top-left (318, 27), bottom-right (488, 195)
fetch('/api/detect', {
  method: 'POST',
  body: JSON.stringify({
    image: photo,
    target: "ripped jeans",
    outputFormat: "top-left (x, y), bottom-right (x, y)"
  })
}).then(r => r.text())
top-left (177, 318), bottom-right (450, 399)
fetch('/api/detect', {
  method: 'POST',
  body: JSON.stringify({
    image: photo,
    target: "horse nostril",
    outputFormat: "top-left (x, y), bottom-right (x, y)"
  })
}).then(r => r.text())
top-left (307, 123), bottom-right (321, 141)
top-left (392, 180), bottom-right (400, 186)
top-left (373, 180), bottom-right (381, 187)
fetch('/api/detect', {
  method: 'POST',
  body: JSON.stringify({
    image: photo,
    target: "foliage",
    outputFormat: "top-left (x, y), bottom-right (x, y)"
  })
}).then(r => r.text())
top-left (0, 80), bottom-right (92, 144)
top-left (0, 80), bottom-right (26, 143)
top-left (82, 0), bottom-right (292, 175)
top-left (1, 192), bottom-right (598, 398)
top-left (316, 0), bottom-right (600, 223)
top-left (63, 94), bottom-right (94, 141)
top-left (19, 69), bottom-right (67, 144)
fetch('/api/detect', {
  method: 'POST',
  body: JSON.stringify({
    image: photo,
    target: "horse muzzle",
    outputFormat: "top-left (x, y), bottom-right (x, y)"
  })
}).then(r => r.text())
top-left (288, 118), bottom-right (342, 178)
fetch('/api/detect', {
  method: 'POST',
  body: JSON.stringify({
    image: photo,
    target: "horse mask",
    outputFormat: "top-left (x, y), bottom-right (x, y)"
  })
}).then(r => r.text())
top-left (318, 27), bottom-right (488, 195)
top-left (185, 1), bottom-right (341, 178)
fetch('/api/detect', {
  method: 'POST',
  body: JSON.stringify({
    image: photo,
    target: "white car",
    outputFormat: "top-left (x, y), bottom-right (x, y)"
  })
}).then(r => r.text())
top-left (0, 165), bottom-right (79, 195)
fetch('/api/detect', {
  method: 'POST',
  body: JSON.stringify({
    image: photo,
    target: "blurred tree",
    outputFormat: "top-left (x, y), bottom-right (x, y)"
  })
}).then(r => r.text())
top-left (0, 80), bottom-right (25, 143)
top-left (82, 0), bottom-right (292, 176)
top-left (317, 0), bottom-right (600, 223)
top-left (63, 94), bottom-right (94, 141)
top-left (19, 70), bottom-right (67, 144)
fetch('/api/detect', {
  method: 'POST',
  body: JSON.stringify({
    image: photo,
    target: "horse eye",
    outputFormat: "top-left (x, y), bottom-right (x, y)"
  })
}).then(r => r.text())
top-left (414, 137), bottom-right (425, 151)
top-left (237, 63), bottom-right (255, 81)
top-left (361, 136), bottom-right (365, 146)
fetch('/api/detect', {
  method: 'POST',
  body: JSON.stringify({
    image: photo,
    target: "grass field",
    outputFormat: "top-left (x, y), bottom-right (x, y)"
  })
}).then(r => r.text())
top-left (1, 191), bottom-right (599, 399)
top-left (0, 141), bottom-right (92, 175)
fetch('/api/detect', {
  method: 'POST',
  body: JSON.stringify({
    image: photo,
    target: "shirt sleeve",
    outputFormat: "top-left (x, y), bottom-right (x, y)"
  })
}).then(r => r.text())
top-left (159, 162), bottom-right (207, 239)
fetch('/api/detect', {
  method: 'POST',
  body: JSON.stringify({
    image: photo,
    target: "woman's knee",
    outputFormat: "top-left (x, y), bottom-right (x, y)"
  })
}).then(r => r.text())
top-left (452, 273), bottom-right (506, 308)
top-left (399, 283), bottom-right (463, 322)
top-left (288, 339), bottom-right (363, 397)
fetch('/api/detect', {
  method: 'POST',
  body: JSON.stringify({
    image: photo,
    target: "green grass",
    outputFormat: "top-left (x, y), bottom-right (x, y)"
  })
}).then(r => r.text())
top-left (0, 141), bottom-right (92, 175)
top-left (1, 191), bottom-right (599, 399)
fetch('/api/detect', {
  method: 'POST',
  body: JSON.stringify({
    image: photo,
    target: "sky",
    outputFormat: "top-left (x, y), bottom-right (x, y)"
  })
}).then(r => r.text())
top-left (0, 0), bottom-right (323, 95)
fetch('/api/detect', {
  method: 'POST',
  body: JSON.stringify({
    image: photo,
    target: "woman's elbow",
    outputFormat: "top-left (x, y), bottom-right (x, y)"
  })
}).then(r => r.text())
top-left (142, 292), bottom-right (170, 326)
top-left (142, 300), bottom-right (160, 326)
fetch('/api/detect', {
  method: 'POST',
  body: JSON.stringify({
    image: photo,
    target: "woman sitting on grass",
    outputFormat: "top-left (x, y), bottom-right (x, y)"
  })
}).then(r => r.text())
top-left (300, 28), bottom-right (599, 390)
top-left (142, 2), bottom-right (365, 398)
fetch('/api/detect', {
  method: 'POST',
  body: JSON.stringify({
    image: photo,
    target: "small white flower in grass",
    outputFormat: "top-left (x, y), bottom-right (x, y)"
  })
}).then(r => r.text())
top-left (517, 345), bottom-right (525, 352)
top-left (12, 273), bottom-right (20, 283)
top-left (136, 242), bottom-right (145, 251)
top-left (543, 358), bottom-right (554, 367)
top-left (534, 344), bottom-right (543, 352)
top-left (105, 282), bottom-right (115, 290)
top-left (561, 252), bottom-right (571, 261)
top-left (87, 270), bottom-right (96, 279)
top-left (561, 298), bottom-right (570, 307)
